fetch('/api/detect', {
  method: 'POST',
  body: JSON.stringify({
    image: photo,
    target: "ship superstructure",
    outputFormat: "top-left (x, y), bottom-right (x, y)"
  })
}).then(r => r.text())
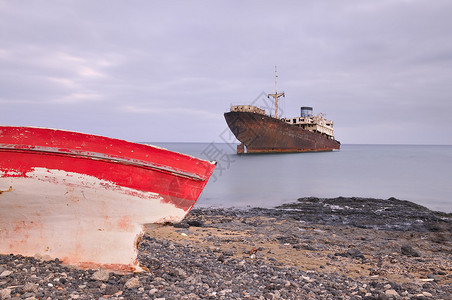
top-left (282, 107), bottom-right (335, 140)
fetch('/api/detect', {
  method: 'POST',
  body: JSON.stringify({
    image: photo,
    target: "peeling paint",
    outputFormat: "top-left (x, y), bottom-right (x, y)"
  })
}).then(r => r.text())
top-left (0, 168), bottom-right (189, 272)
top-left (0, 126), bottom-right (216, 272)
top-left (0, 185), bottom-right (12, 194)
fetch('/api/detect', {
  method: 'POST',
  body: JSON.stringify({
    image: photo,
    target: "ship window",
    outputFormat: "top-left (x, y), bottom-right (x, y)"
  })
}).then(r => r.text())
top-left (293, 119), bottom-right (296, 123)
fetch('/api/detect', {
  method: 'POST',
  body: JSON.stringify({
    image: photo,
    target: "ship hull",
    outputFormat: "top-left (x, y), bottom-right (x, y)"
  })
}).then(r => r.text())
top-left (0, 126), bottom-right (215, 272)
top-left (224, 111), bottom-right (340, 153)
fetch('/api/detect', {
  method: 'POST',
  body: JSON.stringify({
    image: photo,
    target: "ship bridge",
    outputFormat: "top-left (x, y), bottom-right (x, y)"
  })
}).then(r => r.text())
top-left (283, 107), bottom-right (335, 140)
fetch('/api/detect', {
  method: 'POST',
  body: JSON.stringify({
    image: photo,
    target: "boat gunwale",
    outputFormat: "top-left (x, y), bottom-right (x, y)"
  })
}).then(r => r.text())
top-left (0, 144), bottom-right (206, 181)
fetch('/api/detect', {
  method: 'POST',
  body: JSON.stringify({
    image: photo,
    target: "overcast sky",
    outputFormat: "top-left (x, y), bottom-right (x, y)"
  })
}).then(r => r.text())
top-left (1, 0), bottom-right (451, 145)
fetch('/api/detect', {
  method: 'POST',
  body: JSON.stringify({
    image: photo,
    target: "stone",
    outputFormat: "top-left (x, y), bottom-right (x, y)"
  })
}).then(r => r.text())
top-left (91, 268), bottom-right (109, 282)
top-left (149, 288), bottom-right (158, 295)
top-left (0, 270), bottom-right (12, 278)
top-left (23, 282), bottom-right (38, 293)
top-left (104, 285), bottom-right (119, 295)
top-left (175, 267), bottom-right (187, 277)
top-left (385, 289), bottom-right (399, 297)
top-left (124, 277), bottom-right (141, 289)
top-left (346, 248), bottom-right (364, 259)
top-left (219, 289), bottom-right (232, 296)
top-left (401, 245), bottom-right (420, 257)
top-left (0, 288), bottom-right (11, 300)
top-left (114, 291), bottom-right (123, 297)
top-left (187, 220), bottom-right (203, 227)
top-left (427, 274), bottom-right (441, 281)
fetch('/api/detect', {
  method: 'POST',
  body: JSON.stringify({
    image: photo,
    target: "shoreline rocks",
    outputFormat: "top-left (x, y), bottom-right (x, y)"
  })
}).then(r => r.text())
top-left (1, 197), bottom-right (451, 299)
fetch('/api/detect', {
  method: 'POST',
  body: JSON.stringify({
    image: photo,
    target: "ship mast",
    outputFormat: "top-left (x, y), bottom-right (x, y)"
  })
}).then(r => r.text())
top-left (267, 66), bottom-right (285, 119)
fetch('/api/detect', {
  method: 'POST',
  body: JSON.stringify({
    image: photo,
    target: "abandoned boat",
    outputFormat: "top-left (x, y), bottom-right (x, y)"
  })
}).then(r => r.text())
top-left (0, 126), bottom-right (216, 272)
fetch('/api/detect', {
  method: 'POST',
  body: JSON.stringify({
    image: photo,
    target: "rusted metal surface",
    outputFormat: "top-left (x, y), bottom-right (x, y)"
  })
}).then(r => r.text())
top-left (224, 111), bottom-right (340, 153)
top-left (237, 143), bottom-right (245, 154)
top-left (0, 126), bottom-right (215, 272)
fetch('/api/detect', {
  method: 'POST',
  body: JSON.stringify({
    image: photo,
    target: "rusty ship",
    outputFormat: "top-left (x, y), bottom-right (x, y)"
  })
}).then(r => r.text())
top-left (224, 69), bottom-right (340, 154)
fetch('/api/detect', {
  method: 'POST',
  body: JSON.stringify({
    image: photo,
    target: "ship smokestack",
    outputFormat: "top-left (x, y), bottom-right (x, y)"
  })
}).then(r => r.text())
top-left (300, 107), bottom-right (313, 117)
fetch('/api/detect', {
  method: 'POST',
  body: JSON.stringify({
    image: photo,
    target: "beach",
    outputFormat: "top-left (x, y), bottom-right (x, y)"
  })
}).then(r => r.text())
top-left (1, 197), bottom-right (451, 299)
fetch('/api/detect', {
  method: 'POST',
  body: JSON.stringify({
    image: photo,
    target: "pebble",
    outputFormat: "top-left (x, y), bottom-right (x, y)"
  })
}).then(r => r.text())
top-left (91, 268), bottom-right (109, 282)
top-left (23, 282), bottom-right (38, 293)
top-left (0, 288), bottom-right (11, 300)
top-left (124, 277), bottom-right (141, 289)
top-left (104, 284), bottom-right (119, 295)
top-left (385, 289), bottom-right (399, 297)
top-left (0, 271), bottom-right (12, 278)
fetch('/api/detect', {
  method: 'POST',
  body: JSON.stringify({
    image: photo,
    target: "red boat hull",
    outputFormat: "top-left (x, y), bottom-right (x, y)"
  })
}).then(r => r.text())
top-left (0, 126), bottom-right (215, 271)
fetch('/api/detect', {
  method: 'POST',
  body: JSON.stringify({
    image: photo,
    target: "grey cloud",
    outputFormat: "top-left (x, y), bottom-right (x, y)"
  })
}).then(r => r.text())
top-left (1, 0), bottom-right (452, 144)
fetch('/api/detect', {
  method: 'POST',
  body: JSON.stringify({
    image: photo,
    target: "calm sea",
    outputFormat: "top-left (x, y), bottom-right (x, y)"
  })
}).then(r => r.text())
top-left (150, 143), bottom-right (452, 213)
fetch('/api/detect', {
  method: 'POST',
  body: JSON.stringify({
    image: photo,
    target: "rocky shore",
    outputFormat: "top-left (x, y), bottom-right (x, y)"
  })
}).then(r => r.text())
top-left (1, 197), bottom-right (451, 299)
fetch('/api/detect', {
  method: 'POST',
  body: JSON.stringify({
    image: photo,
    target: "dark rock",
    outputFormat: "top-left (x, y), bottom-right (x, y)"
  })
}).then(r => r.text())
top-left (334, 248), bottom-right (365, 259)
top-left (173, 222), bottom-right (189, 228)
top-left (401, 245), bottom-right (420, 257)
top-left (428, 274), bottom-right (441, 281)
top-left (105, 284), bottom-right (119, 295)
top-left (187, 220), bottom-right (203, 227)
top-left (346, 248), bottom-right (365, 259)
